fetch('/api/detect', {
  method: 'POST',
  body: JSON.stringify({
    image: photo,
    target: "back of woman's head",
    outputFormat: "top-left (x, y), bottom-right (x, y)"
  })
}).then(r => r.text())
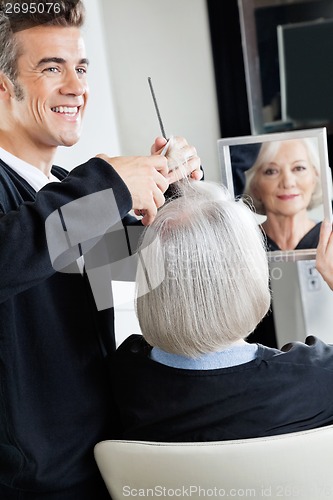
top-left (135, 181), bottom-right (271, 357)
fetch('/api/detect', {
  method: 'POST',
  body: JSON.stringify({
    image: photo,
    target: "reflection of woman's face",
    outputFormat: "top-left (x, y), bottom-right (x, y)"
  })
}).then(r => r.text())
top-left (253, 140), bottom-right (318, 217)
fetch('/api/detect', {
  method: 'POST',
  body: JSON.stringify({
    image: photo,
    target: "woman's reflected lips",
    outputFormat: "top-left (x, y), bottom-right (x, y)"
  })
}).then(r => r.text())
top-left (277, 194), bottom-right (300, 200)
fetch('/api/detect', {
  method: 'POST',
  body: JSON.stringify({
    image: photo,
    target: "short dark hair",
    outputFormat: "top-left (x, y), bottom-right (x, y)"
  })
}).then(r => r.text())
top-left (0, 0), bottom-right (85, 82)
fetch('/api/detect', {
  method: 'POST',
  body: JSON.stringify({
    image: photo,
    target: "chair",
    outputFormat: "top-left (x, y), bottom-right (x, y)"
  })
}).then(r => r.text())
top-left (95, 425), bottom-right (333, 500)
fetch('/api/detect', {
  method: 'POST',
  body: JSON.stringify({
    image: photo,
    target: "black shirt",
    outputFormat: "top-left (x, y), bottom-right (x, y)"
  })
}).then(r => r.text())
top-left (0, 158), bottom-right (131, 494)
top-left (111, 334), bottom-right (333, 442)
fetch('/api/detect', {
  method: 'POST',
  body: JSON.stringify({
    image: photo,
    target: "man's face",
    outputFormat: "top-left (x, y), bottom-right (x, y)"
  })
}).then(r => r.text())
top-left (9, 25), bottom-right (89, 155)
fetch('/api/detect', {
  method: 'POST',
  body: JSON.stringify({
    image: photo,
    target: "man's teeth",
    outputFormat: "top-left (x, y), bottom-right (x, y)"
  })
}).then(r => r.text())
top-left (52, 106), bottom-right (78, 114)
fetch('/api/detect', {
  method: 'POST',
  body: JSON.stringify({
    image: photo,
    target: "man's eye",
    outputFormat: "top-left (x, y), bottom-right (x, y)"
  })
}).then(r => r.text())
top-left (44, 67), bottom-right (59, 73)
top-left (76, 67), bottom-right (87, 75)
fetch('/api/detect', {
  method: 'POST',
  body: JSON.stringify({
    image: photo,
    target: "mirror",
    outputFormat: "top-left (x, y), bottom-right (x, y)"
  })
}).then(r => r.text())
top-left (218, 127), bottom-right (333, 261)
top-left (238, 0), bottom-right (333, 134)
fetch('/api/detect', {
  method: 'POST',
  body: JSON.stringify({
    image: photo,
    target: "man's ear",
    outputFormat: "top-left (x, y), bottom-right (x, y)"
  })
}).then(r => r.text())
top-left (0, 72), bottom-right (14, 100)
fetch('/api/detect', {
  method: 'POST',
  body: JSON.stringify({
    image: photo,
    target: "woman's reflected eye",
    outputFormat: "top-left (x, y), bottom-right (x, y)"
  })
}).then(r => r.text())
top-left (263, 167), bottom-right (277, 176)
top-left (294, 164), bottom-right (307, 172)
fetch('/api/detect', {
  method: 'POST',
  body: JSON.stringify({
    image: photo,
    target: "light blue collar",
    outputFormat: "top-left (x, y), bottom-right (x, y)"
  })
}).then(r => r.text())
top-left (150, 343), bottom-right (257, 370)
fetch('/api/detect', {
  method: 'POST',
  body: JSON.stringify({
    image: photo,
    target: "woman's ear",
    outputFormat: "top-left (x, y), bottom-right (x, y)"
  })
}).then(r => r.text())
top-left (313, 165), bottom-right (319, 178)
top-left (251, 182), bottom-right (261, 202)
top-left (312, 165), bottom-right (319, 190)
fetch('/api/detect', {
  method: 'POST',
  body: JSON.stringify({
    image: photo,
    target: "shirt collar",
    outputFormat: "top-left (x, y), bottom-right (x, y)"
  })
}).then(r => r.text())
top-left (0, 147), bottom-right (61, 192)
top-left (150, 343), bottom-right (258, 370)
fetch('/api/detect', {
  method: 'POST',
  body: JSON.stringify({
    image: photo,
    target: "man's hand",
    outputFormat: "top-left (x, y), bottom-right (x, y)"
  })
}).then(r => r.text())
top-left (316, 220), bottom-right (333, 291)
top-left (96, 154), bottom-right (169, 226)
top-left (152, 136), bottom-right (202, 183)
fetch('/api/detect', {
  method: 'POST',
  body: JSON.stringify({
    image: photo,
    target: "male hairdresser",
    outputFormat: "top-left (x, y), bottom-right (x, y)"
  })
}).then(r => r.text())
top-left (0, 1), bottom-right (201, 498)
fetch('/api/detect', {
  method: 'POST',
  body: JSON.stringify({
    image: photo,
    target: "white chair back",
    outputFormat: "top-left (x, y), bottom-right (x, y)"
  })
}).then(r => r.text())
top-left (95, 425), bottom-right (333, 500)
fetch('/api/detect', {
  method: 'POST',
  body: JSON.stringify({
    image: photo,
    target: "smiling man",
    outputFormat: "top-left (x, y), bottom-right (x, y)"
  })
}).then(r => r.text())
top-left (1, 24), bottom-right (89, 169)
top-left (0, 1), bottom-right (201, 499)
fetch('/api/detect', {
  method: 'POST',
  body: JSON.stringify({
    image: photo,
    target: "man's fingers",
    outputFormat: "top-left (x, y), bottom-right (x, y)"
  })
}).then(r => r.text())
top-left (167, 155), bottom-right (202, 183)
top-left (151, 135), bottom-right (202, 184)
top-left (135, 178), bottom-right (166, 225)
top-left (153, 182), bottom-right (166, 208)
top-left (153, 156), bottom-right (169, 179)
top-left (190, 168), bottom-right (204, 181)
top-left (151, 136), bottom-right (168, 155)
top-left (96, 154), bottom-right (169, 225)
top-left (153, 169), bottom-right (169, 194)
top-left (141, 204), bottom-right (158, 226)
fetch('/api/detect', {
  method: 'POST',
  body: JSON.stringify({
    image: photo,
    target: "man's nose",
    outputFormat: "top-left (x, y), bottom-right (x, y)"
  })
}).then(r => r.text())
top-left (60, 70), bottom-right (87, 96)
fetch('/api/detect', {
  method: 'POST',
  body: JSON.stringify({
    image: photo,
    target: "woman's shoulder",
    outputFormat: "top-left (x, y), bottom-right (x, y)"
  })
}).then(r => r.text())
top-left (116, 334), bottom-right (151, 357)
top-left (259, 335), bottom-right (333, 369)
top-left (295, 221), bottom-right (321, 249)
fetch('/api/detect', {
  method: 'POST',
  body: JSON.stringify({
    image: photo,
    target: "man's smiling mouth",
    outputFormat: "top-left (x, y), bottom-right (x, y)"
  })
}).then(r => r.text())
top-left (51, 106), bottom-right (79, 116)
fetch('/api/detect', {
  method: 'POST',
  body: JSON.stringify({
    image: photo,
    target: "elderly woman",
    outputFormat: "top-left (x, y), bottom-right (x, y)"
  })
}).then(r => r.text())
top-left (244, 138), bottom-right (322, 251)
top-left (110, 181), bottom-right (333, 442)
top-left (243, 138), bottom-right (322, 347)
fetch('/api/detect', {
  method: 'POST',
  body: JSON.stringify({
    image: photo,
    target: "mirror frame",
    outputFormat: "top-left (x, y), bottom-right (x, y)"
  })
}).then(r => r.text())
top-left (238, 0), bottom-right (333, 135)
top-left (238, 0), bottom-right (264, 135)
top-left (217, 127), bottom-right (333, 261)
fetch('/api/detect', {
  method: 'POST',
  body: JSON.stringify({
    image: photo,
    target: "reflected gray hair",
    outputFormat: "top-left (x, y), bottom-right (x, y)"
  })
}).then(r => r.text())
top-left (135, 181), bottom-right (271, 358)
top-left (243, 138), bottom-right (322, 215)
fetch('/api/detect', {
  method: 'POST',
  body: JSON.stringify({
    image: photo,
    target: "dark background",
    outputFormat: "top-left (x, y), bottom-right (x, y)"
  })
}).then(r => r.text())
top-left (206, 0), bottom-right (333, 162)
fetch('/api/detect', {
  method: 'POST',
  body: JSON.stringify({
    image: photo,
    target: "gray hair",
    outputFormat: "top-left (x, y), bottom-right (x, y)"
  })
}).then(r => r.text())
top-left (135, 181), bottom-right (271, 358)
top-left (0, 0), bottom-right (85, 97)
top-left (244, 138), bottom-right (322, 215)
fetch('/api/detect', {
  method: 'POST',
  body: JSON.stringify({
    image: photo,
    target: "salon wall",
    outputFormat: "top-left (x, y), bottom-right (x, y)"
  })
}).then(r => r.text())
top-left (55, 0), bottom-right (220, 181)
top-left (100, 0), bottom-right (220, 182)
top-left (54, 0), bottom-right (121, 169)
